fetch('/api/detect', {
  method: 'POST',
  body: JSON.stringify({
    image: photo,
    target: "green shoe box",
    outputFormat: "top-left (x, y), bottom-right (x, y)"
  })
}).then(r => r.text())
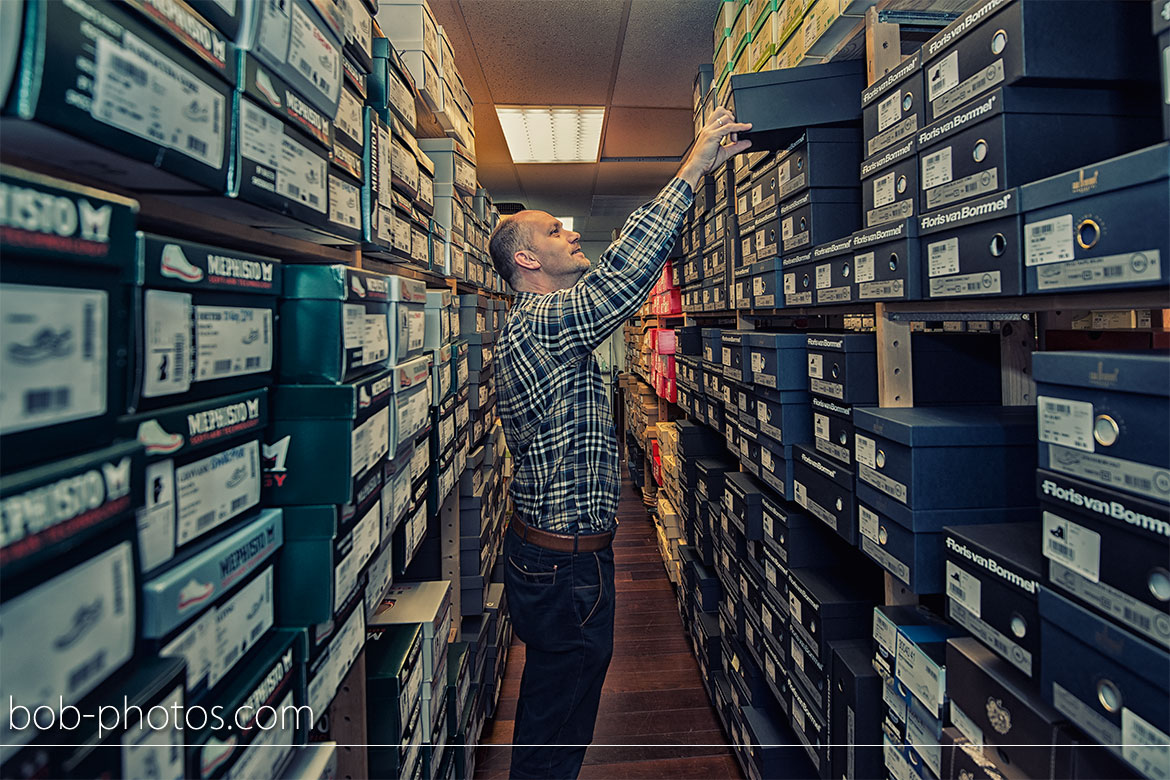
top-left (383, 443), bottom-right (416, 538)
top-left (277, 495), bottom-right (383, 628)
top-left (306, 592), bottom-right (366, 720)
top-left (388, 274), bottom-right (428, 364)
top-left (263, 368), bottom-right (392, 506)
top-left (185, 627), bottom-right (308, 780)
top-left (3, 0), bottom-right (234, 194)
top-left (431, 343), bottom-right (453, 405)
top-left (119, 387), bottom-right (267, 573)
top-left (362, 108), bottom-right (395, 254)
top-left (367, 621), bottom-right (425, 753)
top-left (133, 233), bottom-right (280, 411)
top-left (280, 265), bottom-right (390, 384)
top-left (0, 166), bottom-right (139, 470)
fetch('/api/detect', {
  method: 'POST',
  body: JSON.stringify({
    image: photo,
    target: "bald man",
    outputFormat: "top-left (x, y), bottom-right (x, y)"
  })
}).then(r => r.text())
top-left (487, 107), bottom-right (751, 779)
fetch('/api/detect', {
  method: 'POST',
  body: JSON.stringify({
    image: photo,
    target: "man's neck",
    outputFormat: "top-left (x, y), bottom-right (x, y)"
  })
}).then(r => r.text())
top-left (516, 273), bottom-right (581, 295)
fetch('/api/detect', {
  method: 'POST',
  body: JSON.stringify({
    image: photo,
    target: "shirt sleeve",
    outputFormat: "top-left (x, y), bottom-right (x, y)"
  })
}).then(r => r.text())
top-left (521, 177), bottom-right (694, 359)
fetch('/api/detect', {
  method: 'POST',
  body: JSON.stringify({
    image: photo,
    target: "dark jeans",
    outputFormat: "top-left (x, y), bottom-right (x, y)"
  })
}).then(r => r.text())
top-left (503, 526), bottom-right (616, 780)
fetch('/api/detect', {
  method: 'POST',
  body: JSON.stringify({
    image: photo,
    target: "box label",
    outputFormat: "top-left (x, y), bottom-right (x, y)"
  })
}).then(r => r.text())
top-left (225, 689), bottom-right (296, 780)
top-left (815, 437), bottom-right (850, 464)
top-left (1053, 682), bottom-right (1120, 751)
top-left (927, 238), bottom-right (960, 277)
top-left (784, 272), bottom-right (797, 294)
top-left (855, 251), bottom-right (875, 283)
top-left (945, 561), bottom-right (981, 618)
top-left (1035, 250), bottom-right (1163, 290)
top-left (814, 413), bottom-right (829, 441)
top-left (240, 102), bottom-right (327, 213)
top-left (921, 147), bottom-right (953, 191)
top-left (874, 171), bottom-right (896, 208)
top-left (1050, 560), bottom-right (1170, 648)
top-left (809, 378), bottom-right (843, 399)
top-left (868, 199), bottom-right (914, 226)
top-left (858, 505), bottom-right (879, 542)
top-left (933, 59), bottom-right (1005, 118)
top-left (950, 702), bottom-right (984, 748)
top-left (929, 269), bottom-right (1002, 297)
top-left (1047, 444), bottom-right (1170, 502)
top-left (92, 36), bottom-right (225, 169)
top-left (878, 90), bottom-right (902, 132)
top-left (795, 480), bottom-right (837, 531)
top-left (175, 439), bottom-right (260, 546)
top-left (308, 605), bottom-right (364, 717)
top-left (808, 353), bottom-right (823, 379)
top-left (290, 3), bottom-right (341, 105)
top-left (144, 290), bottom-right (194, 397)
top-left (329, 174), bottom-right (361, 230)
top-left (161, 608), bottom-right (213, 692)
top-left (1122, 708), bottom-right (1170, 780)
top-left (926, 50), bottom-right (959, 102)
top-left (948, 597), bottom-right (1033, 676)
top-left (868, 114), bottom-right (919, 157)
top-left (926, 167), bottom-right (998, 210)
top-left (895, 634), bottom-right (943, 715)
top-left (859, 465), bottom-right (907, 503)
top-left (211, 566), bottom-right (273, 688)
top-left (1024, 214), bottom-right (1075, 266)
top-left (1038, 396), bottom-right (1094, 453)
top-left (0, 285), bottom-right (107, 434)
top-left (855, 434), bottom-right (877, 468)
top-left (873, 608), bottom-right (897, 657)
top-left (121, 684), bottom-right (184, 780)
top-left (859, 279), bottom-right (905, 300)
top-left (1043, 510), bottom-right (1101, 583)
top-left (195, 305), bottom-right (272, 382)
top-left (335, 501), bottom-right (381, 612)
top-left (907, 703), bottom-right (942, 777)
top-left (139, 459), bottom-right (178, 571)
top-left (0, 542), bottom-right (135, 732)
top-left (862, 535), bottom-right (911, 585)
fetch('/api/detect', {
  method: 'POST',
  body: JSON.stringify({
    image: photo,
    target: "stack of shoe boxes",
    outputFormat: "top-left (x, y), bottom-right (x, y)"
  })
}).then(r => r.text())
top-left (420, 138), bottom-right (478, 283)
top-left (367, 580), bottom-right (453, 779)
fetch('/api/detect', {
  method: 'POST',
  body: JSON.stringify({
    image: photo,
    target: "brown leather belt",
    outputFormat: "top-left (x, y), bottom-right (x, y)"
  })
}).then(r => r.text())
top-left (509, 515), bottom-right (614, 553)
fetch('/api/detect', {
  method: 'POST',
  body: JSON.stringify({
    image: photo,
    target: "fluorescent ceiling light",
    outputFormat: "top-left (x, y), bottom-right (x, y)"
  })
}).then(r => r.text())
top-left (555, 217), bottom-right (574, 231)
top-left (496, 106), bottom-right (605, 163)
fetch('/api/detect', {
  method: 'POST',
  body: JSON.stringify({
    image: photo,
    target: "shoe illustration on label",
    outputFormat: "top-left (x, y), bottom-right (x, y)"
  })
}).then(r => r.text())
top-left (178, 578), bottom-right (215, 611)
top-left (53, 599), bottom-right (104, 649)
top-left (255, 69), bottom-right (281, 108)
top-left (351, 275), bottom-right (366, 298)
top-left (138, 419), bottom-right (185, 455)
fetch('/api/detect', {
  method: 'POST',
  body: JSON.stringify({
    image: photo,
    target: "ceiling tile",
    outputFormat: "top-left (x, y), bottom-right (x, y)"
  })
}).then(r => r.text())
top-left (611, 0), bottom-right (714, 109)
top-left (457, 0), bottom-right (626, 105)
top-left (601, 106), bottom-right (693, 158)
top-left (514, 164), bottom-right (599, 216)
top-left (594, 161), bottom-right (682, 195)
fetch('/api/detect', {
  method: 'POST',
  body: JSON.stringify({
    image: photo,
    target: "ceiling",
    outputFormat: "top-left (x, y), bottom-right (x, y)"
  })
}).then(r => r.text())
top-left (428, 0), bottom-right (715, 243)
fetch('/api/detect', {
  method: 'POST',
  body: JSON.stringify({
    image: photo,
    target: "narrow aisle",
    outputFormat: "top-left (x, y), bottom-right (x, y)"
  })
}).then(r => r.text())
top-left (474, 477), bottom-right (740, 779)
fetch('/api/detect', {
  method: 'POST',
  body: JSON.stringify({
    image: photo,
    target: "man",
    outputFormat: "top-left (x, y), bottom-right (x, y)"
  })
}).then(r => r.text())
top-left (489, 106), bottom-right (751, 779)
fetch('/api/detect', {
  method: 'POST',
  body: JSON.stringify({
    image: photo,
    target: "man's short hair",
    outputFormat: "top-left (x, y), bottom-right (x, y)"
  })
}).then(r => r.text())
top-left (489, 213), bottom-right (532, 287)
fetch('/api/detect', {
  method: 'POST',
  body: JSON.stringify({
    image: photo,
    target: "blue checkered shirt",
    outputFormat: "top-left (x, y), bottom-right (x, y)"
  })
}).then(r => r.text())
top-left (497, 178), bottom-right (693, 534)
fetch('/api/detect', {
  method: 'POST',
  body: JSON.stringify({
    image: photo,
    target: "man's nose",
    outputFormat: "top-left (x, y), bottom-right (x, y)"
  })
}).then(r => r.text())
top-left (569, 230), bottom-right (581, 243)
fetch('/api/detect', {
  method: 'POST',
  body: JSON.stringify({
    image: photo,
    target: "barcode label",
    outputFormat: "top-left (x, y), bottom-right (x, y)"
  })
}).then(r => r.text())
top-left (195, 510), bottom-right (216, 530)
top-left (946, 561), bottom-right (981, 617)
top-left (1038, 395), bottom-right (1094, 453)
top-left (1024, 214), bottom-right (1075, 266)
top-left (1122, 708), bottom-right (1170, 780)
top-left (111, 54), bottom-right (149, 85)
top-left (187, 135), bottom-right (207, 155)
top-left (1042, 511), bottom-right (1101, 582)
top-left (213, 359), bottom-right (233, 374)
top-left (245, 356), bottom-right (262, 369)
top-left (230, 495), bottom-right (250, 512)
top-left (24, 387), bottom-right (71, 415)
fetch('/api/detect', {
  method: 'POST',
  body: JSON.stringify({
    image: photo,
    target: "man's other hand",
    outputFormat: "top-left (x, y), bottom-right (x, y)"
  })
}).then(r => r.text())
top-left (677, 107), bottom-right (752, 190)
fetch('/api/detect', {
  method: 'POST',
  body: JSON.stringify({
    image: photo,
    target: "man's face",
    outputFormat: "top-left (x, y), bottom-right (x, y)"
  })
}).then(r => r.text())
top-left (523, 212), bottom-right (588, 282)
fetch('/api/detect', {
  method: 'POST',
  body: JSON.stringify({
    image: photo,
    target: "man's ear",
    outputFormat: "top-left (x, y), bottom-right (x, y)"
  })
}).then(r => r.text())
top-left (514, 250), bottom-right (541, 272)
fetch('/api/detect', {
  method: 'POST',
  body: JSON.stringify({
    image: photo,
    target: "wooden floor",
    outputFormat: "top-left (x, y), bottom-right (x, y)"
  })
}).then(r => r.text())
top-left (474, 478), bottom-right (740, 779)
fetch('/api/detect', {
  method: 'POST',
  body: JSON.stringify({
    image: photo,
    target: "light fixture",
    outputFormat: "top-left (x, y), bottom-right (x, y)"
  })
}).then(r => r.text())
top-left (555, 217), bottom-right (574, 232)
top-left (496, 106), bottom-right (605, 163)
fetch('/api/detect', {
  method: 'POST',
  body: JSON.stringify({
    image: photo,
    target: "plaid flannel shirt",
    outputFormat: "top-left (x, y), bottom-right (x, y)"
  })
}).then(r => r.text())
top-left (497, 177), bottom-right (693, 534)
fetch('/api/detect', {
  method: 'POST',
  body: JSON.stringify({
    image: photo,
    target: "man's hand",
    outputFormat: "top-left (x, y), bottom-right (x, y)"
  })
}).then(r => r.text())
top-left (676, 107), bottom-right (752, 191)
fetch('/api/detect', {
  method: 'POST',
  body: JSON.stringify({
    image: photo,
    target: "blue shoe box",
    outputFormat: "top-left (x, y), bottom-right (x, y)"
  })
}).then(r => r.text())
top-left (753, 387), bottom-right (813, 448)
top-left (788, 567), bottom-right (875, 667)
top-left (811, 396), bottom-right (863, 467)
top-left (745, 332), bottom-right (810, 391)
top-left (851, 218), bottom-right (923, 302)
top-left (1038, 469), bottom-right (1170, 651)
top-left (856, 482), bottom-right (1034, 595)
top-left (1021, 143), bottom-right (1169, 294)
top-left (1040, 587), bottom-right (1170, 780)
top-left (852, 405), bottom-right (1037, 509)
top-left (920, 188), bottom-right (1024, 299)
top-left (720, 330), bottom-right (752, 383)
top-left (944, 521), bottom-right (1043, 679)
top-left (789, 676), bottom-right (831, 775)
top-left (1033, 349), bottom-right (1170, 504)
top-left (762, 491), bottom-right (848, 573)
top-left (809, 234), bottom-right (856, 306)
top-left (725, 471), bottom-right (766, 541)
top-left (829, 640), bottom-right (886, 780)
top-left (748, 258), bottom-right (784, 309)
top-left (921, 0), bottom-right (1156, 124)
top-left (701, 327), bottom-right (723, 366)
top-left (775, 127), bottom-right (863, 202)
top-left (806, 333), bottom-right (878, 405)
top-left (779, 188), bottom-right (862, 257)
top-left (781, 248), bottom-right (816, 307)
top-left (793, 443), bottom-right (857, 544)
top-left (860, 137), bottom-right (918, 228)
top-left (757, 435), bottom-right (796, 501)
top-left (862, 51), bottom-right (923, 159)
